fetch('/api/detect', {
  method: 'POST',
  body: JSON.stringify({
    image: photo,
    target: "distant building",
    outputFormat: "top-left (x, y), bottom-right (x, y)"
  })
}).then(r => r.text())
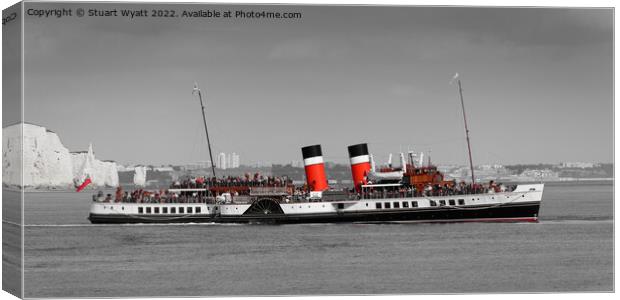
top-left (217, 152), bottom-right (227, 169)
top-left (231, 152), bottom-right (240, 168)
top-left (560, 162), bottom-right (599, 169)
top-left (522, 169), bottom-right (559, 179)
top-left (153, 166), bottom-right (173, 172)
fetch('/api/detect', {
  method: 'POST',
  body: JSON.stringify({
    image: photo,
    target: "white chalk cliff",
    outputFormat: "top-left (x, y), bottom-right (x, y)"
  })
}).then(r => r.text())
top-left (133, 166), bottom-right (147, 187)
top-left (2, 123), bottom-right (118, 189)
top-left (71, 143), bottom-right (119, 188)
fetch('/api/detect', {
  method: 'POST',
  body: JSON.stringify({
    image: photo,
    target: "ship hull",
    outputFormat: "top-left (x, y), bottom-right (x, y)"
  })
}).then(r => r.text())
top-left (88, 184), bottom-right (544, 225)
top-left (88, 201), bottom-right (540, 224)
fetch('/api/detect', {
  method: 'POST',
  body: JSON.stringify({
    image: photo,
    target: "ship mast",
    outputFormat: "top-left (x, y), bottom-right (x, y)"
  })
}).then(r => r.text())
top-left (456, 78), bottom-right (475, 184)
top-left (193, 83), bottom-right (217, 178)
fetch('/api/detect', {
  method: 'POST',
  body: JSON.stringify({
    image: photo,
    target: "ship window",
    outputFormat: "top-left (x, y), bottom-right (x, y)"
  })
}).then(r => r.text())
top-left (179, 207), bottom-right (185, 214)
top-left (154, 207), bottom-right (160, 214)
top-left (196, 207), bottom-right (201, 213)
top-left (412, 201), bottom-right (418, 207)
top-left (171, 207), bottom-right (176, 214)
top-left (449, 199), bottom-right (456, 206)
top-left (439, 200), bottom-right (446, 206)
top-left (146, 207), bottom-right (152, 214)
top-left (338, 203), bottom-right (344, 209)
top-left (429, 200), bottom-right (437, 207)
top-left (187, 207), bottom-right (193, 213)
top-left (384, 202), bottom-right (391, 209)
top-left (458, 199), bottom-right (465, 205)
top-left (376, 202), bottom-right (382, 209)
top-left (393, 202), bottom-right (400, 208)
top-left (163, 207), bottom-right (168, 214)
top-left (365, 203), bottom-right (369, 207)
top-left (138, 207), bottom-right (143, 214)
top-left (402, 202), bottom-right (409, 208)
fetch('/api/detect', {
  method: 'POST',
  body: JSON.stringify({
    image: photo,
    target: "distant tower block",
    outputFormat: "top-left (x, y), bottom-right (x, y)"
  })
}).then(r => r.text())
top-left (348, 143), bottom-right (371, 191)
top-left (301, 144), bottom-right (329, 191)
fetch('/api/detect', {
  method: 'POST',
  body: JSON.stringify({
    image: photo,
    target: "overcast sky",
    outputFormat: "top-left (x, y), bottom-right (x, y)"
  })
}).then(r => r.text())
top-left (22, 3), bottom-right (612, 166)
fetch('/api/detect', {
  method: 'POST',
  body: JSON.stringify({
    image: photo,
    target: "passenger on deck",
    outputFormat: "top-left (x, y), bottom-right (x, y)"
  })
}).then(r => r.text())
top-left (115, 187), bottom-right (123, 203)
top-left (424, 183), bottom-right (433, 196)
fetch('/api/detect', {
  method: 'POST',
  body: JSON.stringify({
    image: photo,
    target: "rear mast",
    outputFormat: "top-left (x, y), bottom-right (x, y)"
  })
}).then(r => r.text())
top-left (456, 77), bottom-right (476, 185)
top-left (193, 83), bottom-right (217, 178)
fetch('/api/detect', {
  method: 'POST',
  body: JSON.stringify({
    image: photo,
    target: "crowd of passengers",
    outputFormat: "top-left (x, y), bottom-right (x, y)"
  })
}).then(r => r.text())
top-left (359, 180), bottom-right (516, 199)
top-left (93, 188), bottom-right (212, 203)
top-left (171, 174), bottom-right (293, 189)
top-left (93, 177), bottom-right (516, 203)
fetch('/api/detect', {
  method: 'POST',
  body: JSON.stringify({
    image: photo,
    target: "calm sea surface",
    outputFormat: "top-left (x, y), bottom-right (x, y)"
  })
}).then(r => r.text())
top-left (22, 181), bottom-right (613, 297)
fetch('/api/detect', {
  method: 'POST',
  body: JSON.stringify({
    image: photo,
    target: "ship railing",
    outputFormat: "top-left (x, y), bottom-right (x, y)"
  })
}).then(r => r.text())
top-left (109, 196), bottom-right (218, 204)
top-left (249, 186), bottom-right (290, 196)
top-left (359, 184), bottom-right (518, 200)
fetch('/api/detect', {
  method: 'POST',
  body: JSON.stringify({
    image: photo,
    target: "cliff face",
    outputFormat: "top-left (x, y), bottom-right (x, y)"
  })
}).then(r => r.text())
top-left (133, 166), bottom-right (147, 187)
top-left (3, 123), bottom-right (74, 188)
top-left (71, 144), bottom-right (119, 188)
top-left (2, 123), bottom-right (118, 189)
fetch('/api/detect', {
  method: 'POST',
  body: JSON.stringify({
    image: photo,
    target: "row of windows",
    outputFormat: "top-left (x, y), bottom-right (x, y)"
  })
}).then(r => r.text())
top-left (375, 201), bottom-right (418, 209)
top-left (374, 198), bottom-right (466, 209)
top-left (429, 199), bottom-right (466, 207)
top-left (138, 206), bottom-right (202, 214)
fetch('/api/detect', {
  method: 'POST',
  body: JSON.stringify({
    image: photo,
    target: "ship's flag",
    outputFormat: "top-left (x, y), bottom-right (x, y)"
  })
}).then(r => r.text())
top-left (76, 176), bottom-right (92, 192)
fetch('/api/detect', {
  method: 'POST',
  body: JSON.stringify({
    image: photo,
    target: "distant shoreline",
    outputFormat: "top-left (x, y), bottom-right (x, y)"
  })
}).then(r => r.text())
top-left (6, 178), bottom-right (613, 193)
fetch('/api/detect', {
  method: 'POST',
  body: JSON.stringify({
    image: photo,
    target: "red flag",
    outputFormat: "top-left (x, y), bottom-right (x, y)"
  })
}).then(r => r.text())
top-left (76, 177), bottom-right (92, 192)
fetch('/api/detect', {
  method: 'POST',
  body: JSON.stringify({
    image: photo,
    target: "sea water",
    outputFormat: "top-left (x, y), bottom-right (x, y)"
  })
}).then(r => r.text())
top-left (20, 181), bottom-right (613, 297)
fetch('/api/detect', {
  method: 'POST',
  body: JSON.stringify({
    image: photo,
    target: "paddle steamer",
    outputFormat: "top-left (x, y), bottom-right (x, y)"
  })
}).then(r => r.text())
top-left (87, 80), bottom-right (543, 224)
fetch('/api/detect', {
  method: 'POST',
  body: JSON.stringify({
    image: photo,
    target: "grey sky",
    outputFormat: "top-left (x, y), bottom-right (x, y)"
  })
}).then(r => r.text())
top-left (22, 3), bottom-right (613, 166)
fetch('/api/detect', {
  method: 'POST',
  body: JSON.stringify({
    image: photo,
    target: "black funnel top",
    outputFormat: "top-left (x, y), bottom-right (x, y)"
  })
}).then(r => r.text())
top-left (301, 144), bottom-right (323, 159)
top-left (347, 143), bottom-right (369, 157)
